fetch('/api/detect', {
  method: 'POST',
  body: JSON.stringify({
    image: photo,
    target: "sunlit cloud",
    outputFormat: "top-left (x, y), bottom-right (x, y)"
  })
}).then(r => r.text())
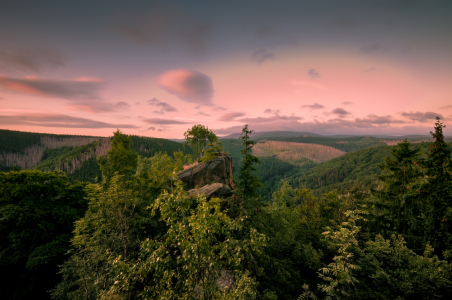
top-left (401, 111), bottom-right (443, 122)
top-left (158, 69), bottom-right (214, 105)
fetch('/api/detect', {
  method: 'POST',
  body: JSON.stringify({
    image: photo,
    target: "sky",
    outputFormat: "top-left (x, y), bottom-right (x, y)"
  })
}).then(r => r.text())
top-left (0, 0), bottom-right (452, 138)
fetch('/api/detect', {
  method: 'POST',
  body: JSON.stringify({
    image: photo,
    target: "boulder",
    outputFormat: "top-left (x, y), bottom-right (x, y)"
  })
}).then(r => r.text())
top-left (188, 183), bottom-right (233, 199)
top-left (177, 153), bottom-right (234, 190)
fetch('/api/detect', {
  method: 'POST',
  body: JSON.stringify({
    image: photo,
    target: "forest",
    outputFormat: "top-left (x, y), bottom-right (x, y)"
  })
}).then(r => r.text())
top-left (1, 118), bottom-right (452, 300)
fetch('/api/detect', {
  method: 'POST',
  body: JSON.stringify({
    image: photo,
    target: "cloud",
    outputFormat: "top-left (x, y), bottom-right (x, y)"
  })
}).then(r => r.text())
top-left (115, 101), bottom-right (131, 109)
top-left (0, 75), bottom-right (125, 113)
top-left (0, 96), bottom-right (4, 100)
top-left (341, 101), bottom-right (354, 105)
top-left (0, 48), bottom-right (65, 73)
top-left (401, 111), bottom-right (443, 122)
top-left (238, 112), bottom-right (303, 124)
top-left (331, 108), bottom-right (351, 116)
top-left (0, 113), bottom-right (138, 128)
top-left (307, 69), bottom-right (321, 79)
top-left (142, 118), bottom-right (191, 125)
top-left (440, 105), bottom-right (452, 109)
top-left (360, 44), bottom-right (380, 54)
top-left (252, 49), bottom-right (275, 64)
top-left (147, 97), bottom-right (177, 114)
top-left (219, 110), bottom-right (302, 124)
top-left (302, 103), bottom-right (324, 109)
top-left (353, 114), bottom-right (405, 126)
top-left (213, 114), bottom-right (410, 136)
top-left (212, 106), bottom-right (226, 111)
top-left (197, 112), bottom-right (210, 116)
top-left (264, 109), bottom-right (280, 114)
top-left (158, 69), bottom-right (214, 105)
top-left (113, 3), bottom-right (212, 55)
top-left (0, 75), bottom-right (104, 100)
top-left (135, 102), bottom-right (141, 105)
top-left (254, 24), bottom-right (277, 39)
top-left (148, 126), bottom-right (156, 131)
top-left (218, 112), bottom-right (246, 121)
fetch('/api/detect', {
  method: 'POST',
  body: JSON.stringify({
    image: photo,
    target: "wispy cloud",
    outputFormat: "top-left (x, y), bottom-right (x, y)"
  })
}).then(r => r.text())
top-left (147, 98), bottom-right (177, 114)
top-left (302, 103), bottom-right (324, 109)
top-left (252, 49), bottom-right (275, 64)
top-left (401, 111), bottom-right (443, 122)
top-left (0, 48), bottom-right (65, 73)
top-left (0, 75), bottom-right (104, 100)
top-left (214, 114), bottom-right (408, 136)
top-left (264, 109), bottom-right (280, 114)
top-left (0, 113), bottom-right (138, 128)
top-left (307, 69), bottom-right (321, 79)
top-left (341, 101), bottom-right (354, 105)
top-left (218, 112), bottom-right (246, 121)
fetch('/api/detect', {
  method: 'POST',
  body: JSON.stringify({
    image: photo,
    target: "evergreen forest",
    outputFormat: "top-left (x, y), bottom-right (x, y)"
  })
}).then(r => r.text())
top-left (1, 118), bottom-right (452, 300)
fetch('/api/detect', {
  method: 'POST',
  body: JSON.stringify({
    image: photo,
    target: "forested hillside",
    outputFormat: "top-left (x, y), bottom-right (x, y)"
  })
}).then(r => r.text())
top-left (2, 122), bottom-right (452, 299)
top-left (0, 129), bottom-right (192, 182)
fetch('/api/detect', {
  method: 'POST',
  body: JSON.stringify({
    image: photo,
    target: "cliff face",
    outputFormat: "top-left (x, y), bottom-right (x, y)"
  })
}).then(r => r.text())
top-left (177, 153), bottom-right (234, 199)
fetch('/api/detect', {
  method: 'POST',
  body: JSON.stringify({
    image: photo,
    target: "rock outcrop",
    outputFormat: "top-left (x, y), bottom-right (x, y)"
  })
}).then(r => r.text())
top-left (177, 153), bottom-right (234, 190)
top-left (188, 183), bottom-right (232, 199)
top-left (177, 153), bottom-right (234, 199)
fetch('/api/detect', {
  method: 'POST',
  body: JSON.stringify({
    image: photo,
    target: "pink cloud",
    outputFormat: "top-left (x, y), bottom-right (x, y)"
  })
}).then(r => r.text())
top-left (158, 69), bottom-right (214, 105)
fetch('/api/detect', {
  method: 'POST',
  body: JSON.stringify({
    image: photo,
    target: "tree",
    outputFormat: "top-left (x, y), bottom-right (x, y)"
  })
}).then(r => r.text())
top-left (52, 134), bottom-right (172, 300)
top-left (238, 125), bottom-right (262, 199)
top-left (0, 170), bottom-right (88, 300)
top-left (184, 124), bottom-right (217, 160)
top-left (105, 183), bottom-right (265, 299)
top-left (97, 129), bottom-right (138, 188)
top-left (416, 117), bottom-right (452, 254)
top-left (370, 139), bottom-right (422, 237)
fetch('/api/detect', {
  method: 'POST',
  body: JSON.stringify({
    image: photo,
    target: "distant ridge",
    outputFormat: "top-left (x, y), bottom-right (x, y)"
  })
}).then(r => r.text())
top-left (218, 131), bottom-right (322, 140)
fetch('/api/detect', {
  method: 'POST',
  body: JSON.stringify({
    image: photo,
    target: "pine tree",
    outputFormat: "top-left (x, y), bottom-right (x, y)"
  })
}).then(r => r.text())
top-left (371, 139), bottom-right (422, 237)
top-left (418, 117), bottom-right (452, 254)
top-left (238, 124), bottom-right (262, 199)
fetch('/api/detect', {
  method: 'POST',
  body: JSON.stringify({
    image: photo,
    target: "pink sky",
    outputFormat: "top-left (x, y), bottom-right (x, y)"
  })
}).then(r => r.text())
top-left (1, 1), bottom-right (451, 137)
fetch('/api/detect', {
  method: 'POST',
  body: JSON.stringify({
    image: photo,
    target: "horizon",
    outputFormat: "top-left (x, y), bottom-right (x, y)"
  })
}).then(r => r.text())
top-left (1, 0), bottom-right (451, 138)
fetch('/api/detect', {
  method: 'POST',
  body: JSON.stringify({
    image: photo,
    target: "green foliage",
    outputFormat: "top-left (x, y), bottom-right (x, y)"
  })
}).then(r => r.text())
top-left (0, 170), bottom-right (88, 300)
top-left (105, 184), bottom-right (265, 299)
top-left (0, 129), bottom-right (93, 154)
top-left (317, 210), bottom-right (366, 300)
top-left (414, 117), bottom-right (452, 254)
top-left (356, 235), bottom-right (452, 299)
top-left (184, 124), bottom-right (217, 160)
top-left (51, 151), bottom-right (175, 299)
top-left (369, 139), bottom-right (423, 237)
top-left (98, 130), bottom-right (138, 188)
top-left (200, 136), bottom-right (225, 162)
top-left (238, 125), bottom-right (262, 199)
